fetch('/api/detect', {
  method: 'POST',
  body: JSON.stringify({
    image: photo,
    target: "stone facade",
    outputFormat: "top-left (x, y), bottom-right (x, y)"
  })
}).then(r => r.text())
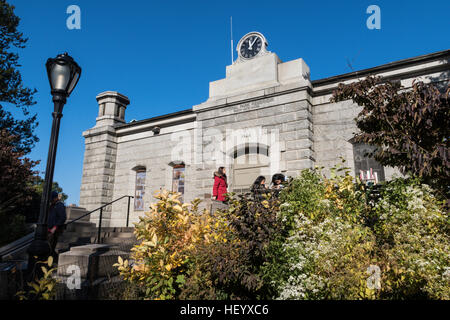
top-left (79, 44), bottom-right (450, 227)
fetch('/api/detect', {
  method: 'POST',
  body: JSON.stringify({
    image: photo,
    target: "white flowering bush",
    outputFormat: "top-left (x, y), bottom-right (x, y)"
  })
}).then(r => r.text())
top-left (373, 178), bottom-right (449, 299)
top-left (265, 168), bottom-right (449, 300)
top-left (278, 216), bottom-right (376, 299)
top-left (266, 167), bottom-right (378, 299)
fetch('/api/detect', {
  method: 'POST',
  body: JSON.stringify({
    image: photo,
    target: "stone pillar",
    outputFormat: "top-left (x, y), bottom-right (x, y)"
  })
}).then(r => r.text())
top-left (282, 98), bottom-right (315, 177)
top-left (79, 91), bottom-right (130, 227)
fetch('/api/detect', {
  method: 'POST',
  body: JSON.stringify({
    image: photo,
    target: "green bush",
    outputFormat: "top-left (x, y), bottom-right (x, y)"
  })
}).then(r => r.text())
top-left (117, 167), bottom-right (449, 300)
top-left (181, 192), bottom-right (282, 300)
top-left (265, 166), bottom-right (378, 299)
top-left (265, 167), bottom-right (449, 300)
top-left (373, 178), bottom-right (449, 299)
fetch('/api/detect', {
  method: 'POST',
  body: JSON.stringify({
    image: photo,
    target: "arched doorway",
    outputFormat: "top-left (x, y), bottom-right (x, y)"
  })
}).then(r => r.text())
top-left (231, 143), bottom-right (270, 193)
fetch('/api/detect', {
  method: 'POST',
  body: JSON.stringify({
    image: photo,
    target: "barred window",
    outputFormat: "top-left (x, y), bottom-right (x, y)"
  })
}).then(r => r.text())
top-left (352, 143), bottom-right (385, 184)
top-left (172, 164), bottom-right (185, 202)
top-left (134, 169), bottom-right (146, 211)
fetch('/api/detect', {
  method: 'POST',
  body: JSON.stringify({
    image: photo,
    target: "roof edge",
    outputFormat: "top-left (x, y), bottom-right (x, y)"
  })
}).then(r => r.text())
top-left (116, 108), bottom-right (194, 129)
top-left (312, 49), bottom-right (450, 87)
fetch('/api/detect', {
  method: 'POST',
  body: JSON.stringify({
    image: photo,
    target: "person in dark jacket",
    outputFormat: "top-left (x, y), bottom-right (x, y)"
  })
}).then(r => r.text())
top-left (212, 167), bottom-right (228, 202)
top-left (270, 173), bottom-right (286, 197)
top-left (47, 191), bottom-right (66, 257)
top-left (251, 176), bottom-right (268, 201)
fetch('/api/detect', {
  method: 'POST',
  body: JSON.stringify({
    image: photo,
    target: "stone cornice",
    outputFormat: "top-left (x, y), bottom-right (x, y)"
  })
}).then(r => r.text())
top-left (193, 82), bottom-right (313, 113)
top-left (82, 125), bottom-right (117, 139)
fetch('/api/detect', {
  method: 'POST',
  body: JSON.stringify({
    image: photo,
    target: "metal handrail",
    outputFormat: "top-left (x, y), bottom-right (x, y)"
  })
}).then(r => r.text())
top-left (65, 195), bottom-right (134, 243)
top-left (0, 232), bottom-right (34, 262)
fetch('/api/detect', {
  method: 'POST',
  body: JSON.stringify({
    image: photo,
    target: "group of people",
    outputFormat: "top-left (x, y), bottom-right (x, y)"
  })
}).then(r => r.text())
top-left (212, 166), bottom-right (286, 203)
top-left (46, 169), bottom-right (284, 257)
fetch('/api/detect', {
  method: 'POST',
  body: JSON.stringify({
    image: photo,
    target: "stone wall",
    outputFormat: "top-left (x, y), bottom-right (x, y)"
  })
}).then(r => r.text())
top-left (79, 126), bottom-right (118, 225)
top-left (193, 85), bottom-right (314, 198)
top-left (108, 122), bottom-right (196, 227)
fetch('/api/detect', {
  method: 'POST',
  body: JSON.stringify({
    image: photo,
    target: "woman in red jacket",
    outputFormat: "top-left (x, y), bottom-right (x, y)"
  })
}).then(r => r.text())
top-left (212, 167), bottom-right (228, 202)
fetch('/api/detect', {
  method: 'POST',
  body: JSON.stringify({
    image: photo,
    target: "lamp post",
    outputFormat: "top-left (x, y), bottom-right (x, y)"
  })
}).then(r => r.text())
top-left (27, 53), bottom-right (81, 274)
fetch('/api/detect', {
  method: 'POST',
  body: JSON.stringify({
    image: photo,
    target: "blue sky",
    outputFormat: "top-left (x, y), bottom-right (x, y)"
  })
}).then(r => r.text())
top-left (7, 0), bottom-right (450, 205)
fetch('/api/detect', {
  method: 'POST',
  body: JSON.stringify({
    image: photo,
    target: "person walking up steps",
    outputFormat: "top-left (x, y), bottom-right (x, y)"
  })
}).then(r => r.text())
top-left (47, 191), bottom-right (67, 260)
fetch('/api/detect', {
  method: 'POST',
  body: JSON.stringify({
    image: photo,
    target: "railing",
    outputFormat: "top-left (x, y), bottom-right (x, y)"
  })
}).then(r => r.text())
top-left (66, 195), bottom-right (134, 243)
top-left (0, 232), bottom-right (34, 262)
top-left (0, 196), bottom-right (134, 261)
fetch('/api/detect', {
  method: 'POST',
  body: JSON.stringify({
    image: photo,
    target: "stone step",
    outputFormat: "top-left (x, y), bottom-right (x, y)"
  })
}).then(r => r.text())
top-left (55, 223), bottom-right (136, 256)
top-left (102, 237), bottom-right (136, 244)
top-left (57, 244), bottom-right (130, 279)
top-left (56, 237), bottom-right (92, 253)
top-left (65, 221), bottom-right (97, 233)
top-left (100, 227), bottom-right (134, 233)
top-left (100, 232), bottom-right (135, 238)
top-left (58, 234), bottom-right (80, 244)
top-left (60, 231), bottom-right (98, 239)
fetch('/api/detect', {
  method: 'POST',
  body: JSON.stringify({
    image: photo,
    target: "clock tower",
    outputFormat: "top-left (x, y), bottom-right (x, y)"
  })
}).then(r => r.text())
top-left (207, 31), bottom-right (311, 100)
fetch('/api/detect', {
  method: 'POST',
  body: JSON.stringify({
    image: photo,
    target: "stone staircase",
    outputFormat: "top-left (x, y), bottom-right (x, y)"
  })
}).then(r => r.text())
top-left (0, 205), bottom-right (137, 299)
top-left (54, 204), bottom-right (137, 256)
top-left (56, 222), bottom-right (136, 255)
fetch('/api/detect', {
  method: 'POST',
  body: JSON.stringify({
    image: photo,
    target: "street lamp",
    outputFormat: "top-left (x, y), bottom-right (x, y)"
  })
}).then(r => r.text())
top-left (27, 53), bottom-right (81, 274)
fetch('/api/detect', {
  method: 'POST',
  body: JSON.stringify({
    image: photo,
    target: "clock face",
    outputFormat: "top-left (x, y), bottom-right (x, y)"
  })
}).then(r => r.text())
top-left (239, 35), bottom-right (263, 59)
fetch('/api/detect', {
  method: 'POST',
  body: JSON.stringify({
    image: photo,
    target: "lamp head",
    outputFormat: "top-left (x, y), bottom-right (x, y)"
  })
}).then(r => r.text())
top-left (46, 52), bottom-right (81, 101)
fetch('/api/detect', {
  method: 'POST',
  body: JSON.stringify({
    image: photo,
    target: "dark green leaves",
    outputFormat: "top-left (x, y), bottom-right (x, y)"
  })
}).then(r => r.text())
top-left (332, 77), bottom-right (449, 198)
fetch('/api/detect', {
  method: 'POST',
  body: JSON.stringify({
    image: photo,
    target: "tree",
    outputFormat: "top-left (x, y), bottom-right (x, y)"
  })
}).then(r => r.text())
top-left (0, 0), bottom-right (38, 154)
top-left (0, 128), bottom-right (68, 244)
top-left (0, 129), bottom-right (38, 204)
top-left (23, 176), bottom-right (68, 222)
top-left (331, 76), bottom-right (449, 197)
top-left (0, 129), bottom-right (38, 245)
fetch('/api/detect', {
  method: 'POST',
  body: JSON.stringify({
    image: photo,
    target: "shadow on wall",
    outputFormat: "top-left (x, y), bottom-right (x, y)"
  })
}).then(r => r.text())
top-left (427, 68), bottom-right (450, 92)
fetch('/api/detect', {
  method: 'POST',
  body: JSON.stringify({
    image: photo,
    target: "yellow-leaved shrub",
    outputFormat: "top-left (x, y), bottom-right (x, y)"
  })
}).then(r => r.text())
top-left (114, 190), bottom-right (228, 300)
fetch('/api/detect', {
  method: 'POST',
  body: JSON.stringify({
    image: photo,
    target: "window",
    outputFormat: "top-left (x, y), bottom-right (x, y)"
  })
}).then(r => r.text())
top-left (134, 169), bottom-right (146, 211)
top-left (172, 164), bottom-right (185, 201)
top-left (352, 143), bottom-right (385, 184)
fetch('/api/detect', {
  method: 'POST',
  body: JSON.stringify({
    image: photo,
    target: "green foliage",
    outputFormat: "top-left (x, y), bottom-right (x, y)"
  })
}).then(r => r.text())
top-left (183, 192), bottom-right (282, 299)
top-left (16, 256), bottom-right (58, 300)
top-left (331, 77), bottom-right (449, 197)
top-left (0, 129), bottom-right (38, 246)
top-left (266, 165), bottom-right (449, 300)
top-left (118, 166), bottom-right (449, 300)
top-left (21, 176), bottom-right (68, 222)
top-left (0, 1), bottom-right (42, 246)
top-left (266, 166), bottom-right (378, 299)
top-left (115, 191), bottom-right (219, 300)
top-left (373, 178), bottom-right (450, 299)
top-left (0, 0), bottom-right (38, 154)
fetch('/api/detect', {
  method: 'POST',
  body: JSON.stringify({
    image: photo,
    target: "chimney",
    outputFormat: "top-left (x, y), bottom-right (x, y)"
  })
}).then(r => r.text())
top-left (95, 91), bottom-right (130, 127)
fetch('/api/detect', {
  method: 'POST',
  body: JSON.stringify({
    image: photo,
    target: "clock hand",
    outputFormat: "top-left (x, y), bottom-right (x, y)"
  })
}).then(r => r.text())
top-left (248, 38), bottom-right (253, 50)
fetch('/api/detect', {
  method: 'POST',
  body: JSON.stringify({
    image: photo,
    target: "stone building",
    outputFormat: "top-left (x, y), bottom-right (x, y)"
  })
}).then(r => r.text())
top-left (79, 32), bottom-right (450, 227)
